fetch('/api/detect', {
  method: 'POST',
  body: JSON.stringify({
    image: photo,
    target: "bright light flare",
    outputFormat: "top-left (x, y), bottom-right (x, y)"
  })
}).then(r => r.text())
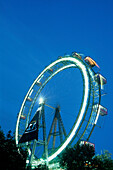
top-left (39, 97), bottom-right (44, 104)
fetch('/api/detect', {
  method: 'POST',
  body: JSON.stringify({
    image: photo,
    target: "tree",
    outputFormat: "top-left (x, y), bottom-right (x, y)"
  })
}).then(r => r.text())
top-left (34, 164), bottom-right (49, 170)
top-left (59, 143), bottom-right (95, 170)
top-left (59, 143), bottom-right (113, 170)
top-left (0, 127), bottom-right (28, 170)
top-left (93, 150), bottom-right (113, 170)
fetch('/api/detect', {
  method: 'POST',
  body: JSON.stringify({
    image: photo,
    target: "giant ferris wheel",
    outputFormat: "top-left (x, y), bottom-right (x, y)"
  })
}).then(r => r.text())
top-left (15, 52), bottom-right (107, 168)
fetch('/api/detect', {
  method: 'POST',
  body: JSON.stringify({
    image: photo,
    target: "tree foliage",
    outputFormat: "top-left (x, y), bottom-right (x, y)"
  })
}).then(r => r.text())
top-left (34, 164), bottom-right (49, 170)
top-left (1, 125), bottom-right (113, 170)
top-left (59, 143), bottom-right (95, 170)
top-left (0, 127), bottom-right (28, 170)
top-left (0, 127), bottom-right (49, 170)
top-left (93, 150), bottom-right (113, 170)
top-left (59, 143), bottom-right (113, 170)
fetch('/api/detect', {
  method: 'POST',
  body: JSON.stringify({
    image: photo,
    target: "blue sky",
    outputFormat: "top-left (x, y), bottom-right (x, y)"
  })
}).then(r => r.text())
top-left (0, 0), bottom-right (113, 158)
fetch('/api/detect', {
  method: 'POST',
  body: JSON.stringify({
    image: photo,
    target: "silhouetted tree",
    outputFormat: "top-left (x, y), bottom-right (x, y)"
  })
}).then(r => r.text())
top-left (34, 164), bottom-right (49, 170)
top-left (59, 143), bottom-right (95, 170)
top-left (93, 150), bottom-right (113, 170)
top-left (0, 127), bottom-right (28, 170)
top-left (59, 143), bottom-right (113, 170)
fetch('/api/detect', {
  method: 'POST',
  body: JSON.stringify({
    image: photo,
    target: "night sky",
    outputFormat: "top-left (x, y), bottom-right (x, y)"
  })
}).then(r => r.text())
top-left (0, 0), bottom-right (113, 158)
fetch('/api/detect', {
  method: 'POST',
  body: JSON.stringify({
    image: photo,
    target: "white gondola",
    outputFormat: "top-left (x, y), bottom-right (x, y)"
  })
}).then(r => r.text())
top-left (48, 68), bottom-right (53, 73)
top-left (93, 104), bottom-right (108, 116)
top-left (27, 96), bottom-right (32, 102)
top-left (36, 81), bottom-right (42, 86)
top-left (72, 52), bottom-right (82, 59)
top-left (80, 140), bottom-right (95, 150)
top-left (94, 74), bottom-right (107, 89)
top-left (20, 115), bottom-right (26, 120)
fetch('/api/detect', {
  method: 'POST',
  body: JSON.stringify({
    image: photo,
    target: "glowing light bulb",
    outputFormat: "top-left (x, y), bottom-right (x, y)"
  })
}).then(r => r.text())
top-left (39, 97), bottom-right (44, 104)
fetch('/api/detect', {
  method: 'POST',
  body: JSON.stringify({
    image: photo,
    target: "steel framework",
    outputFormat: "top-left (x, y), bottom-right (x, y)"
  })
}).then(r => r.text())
top-left (15, 54), bottom-right (106, 167)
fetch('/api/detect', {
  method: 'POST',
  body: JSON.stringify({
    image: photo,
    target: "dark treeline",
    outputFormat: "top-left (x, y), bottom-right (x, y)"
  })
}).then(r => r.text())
top-left (0, 126), bottom-right (113, 170)
top-left (0, 127), bottom-right (47, 170)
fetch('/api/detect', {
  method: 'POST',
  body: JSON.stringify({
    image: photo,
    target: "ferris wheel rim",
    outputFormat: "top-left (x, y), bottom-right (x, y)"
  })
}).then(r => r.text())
top-left (15, 56), bottom-right (100, 164)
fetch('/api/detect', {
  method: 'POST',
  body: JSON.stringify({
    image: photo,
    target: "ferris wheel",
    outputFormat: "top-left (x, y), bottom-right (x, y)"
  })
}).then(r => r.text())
top-left (15, 52), bottom-right (107, 167)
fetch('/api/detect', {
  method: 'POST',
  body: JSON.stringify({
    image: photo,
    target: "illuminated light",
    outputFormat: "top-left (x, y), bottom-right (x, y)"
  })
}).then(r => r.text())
top-left (26, 160), bottom-right (29, 164)
top-left (39, 97), bottom-right (44, 104)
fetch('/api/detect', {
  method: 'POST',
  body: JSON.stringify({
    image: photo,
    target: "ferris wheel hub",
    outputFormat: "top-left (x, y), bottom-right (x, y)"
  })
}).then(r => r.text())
top-left (39, 97), bottom-right (44, 105)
